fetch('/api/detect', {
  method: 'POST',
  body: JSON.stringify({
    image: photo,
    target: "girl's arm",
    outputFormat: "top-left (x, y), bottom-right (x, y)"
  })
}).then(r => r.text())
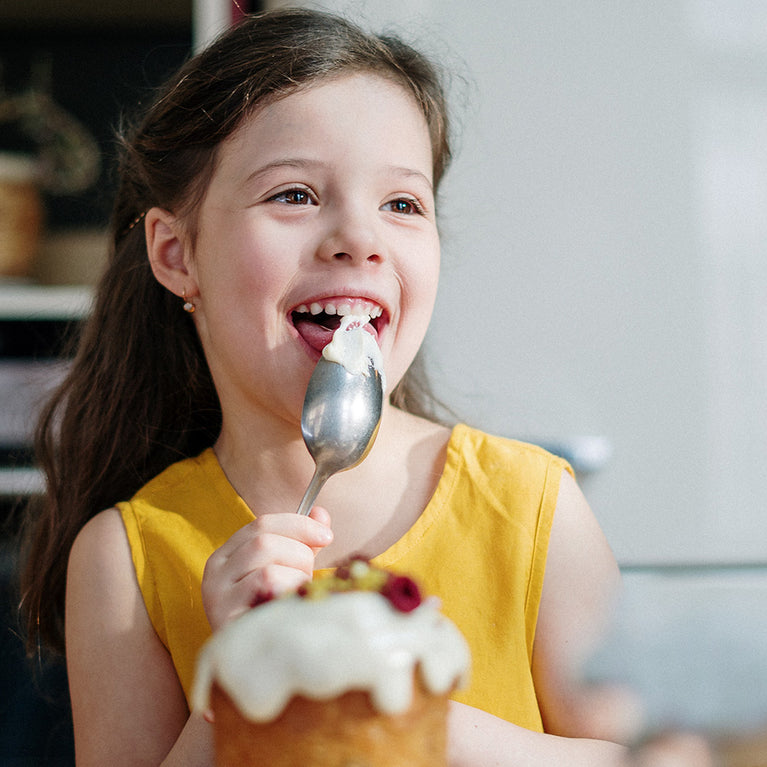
top-left (66, 509), bottom-right (213, 767)
top-left (448, 468), bottom-right (631, 766)
top-left (65, 504), bottom-right (332, 766)
top-left (448, 701), bottom-right (627, 766)
top-left (532, 469), bottom-right (626, 740)
top-left (448, 702), bottom-right (713, 767)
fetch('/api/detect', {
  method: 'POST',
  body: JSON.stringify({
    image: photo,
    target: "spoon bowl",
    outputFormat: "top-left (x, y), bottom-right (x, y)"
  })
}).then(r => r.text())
top-left (295, 356), bottom-right (384, 516)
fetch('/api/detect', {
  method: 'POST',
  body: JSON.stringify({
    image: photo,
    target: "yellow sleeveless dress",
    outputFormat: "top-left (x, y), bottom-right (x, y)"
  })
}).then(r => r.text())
top-left (118, 423), bottom-right (571, 731)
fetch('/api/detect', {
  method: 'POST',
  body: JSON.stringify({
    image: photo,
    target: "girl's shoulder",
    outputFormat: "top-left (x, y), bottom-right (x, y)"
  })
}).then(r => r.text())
top-left (67, 508), bottom-right (137, 612)
top-left (67, 507), bottom-right (139, 647)
top-left (70, 507), bottom-right (128, 566)
top-left (66, 507), bottom-right (192, 763)
top-left (448, 423), bottom-right (573, 478)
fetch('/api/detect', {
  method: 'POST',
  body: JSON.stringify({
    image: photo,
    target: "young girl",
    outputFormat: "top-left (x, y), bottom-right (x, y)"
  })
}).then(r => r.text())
top-left (21, 8), bottom-right (640, 766)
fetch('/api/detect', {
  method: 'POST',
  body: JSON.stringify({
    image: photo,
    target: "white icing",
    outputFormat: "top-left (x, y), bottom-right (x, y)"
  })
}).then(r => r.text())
top-left (192, 591), bottom-right (470, 722)
top-left (321, 314), bottom-right (386, 392)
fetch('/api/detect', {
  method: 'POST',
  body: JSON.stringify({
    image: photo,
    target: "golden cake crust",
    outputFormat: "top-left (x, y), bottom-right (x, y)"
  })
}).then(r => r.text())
top-left (211, 676), bottom-right (449, 767)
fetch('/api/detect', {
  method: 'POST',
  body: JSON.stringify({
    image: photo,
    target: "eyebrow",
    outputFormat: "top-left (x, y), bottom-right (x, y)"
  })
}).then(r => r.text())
top-left (387, 165), bottom-right (434, 192)
top-left (244, 158), bottom-right (319, 185)
top-left (245, 158), bottom-right (433, 190)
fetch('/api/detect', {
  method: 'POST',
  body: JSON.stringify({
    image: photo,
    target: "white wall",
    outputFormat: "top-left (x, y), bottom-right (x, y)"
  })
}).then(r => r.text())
top-left (270, 1), bottom-right (767, 567)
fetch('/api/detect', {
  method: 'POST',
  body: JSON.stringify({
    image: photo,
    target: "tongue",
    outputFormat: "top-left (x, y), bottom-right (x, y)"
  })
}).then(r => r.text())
top-left (294, 317), bottom-right (337, 352)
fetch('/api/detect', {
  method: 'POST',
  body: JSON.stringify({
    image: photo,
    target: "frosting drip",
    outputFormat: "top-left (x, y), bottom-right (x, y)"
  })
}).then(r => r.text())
top-left (321, 314), bottom-right (386, 392)
top-left (192, 591), bottom-right (470, 722)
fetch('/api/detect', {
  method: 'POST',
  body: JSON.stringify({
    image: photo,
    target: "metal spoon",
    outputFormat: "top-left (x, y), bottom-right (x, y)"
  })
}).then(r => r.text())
top-left (295, 356), bottom-right (384, 516)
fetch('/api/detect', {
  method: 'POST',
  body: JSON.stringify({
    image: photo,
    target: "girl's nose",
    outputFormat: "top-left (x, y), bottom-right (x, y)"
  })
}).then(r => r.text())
top-left (317, 209), bottom-right (384, 265)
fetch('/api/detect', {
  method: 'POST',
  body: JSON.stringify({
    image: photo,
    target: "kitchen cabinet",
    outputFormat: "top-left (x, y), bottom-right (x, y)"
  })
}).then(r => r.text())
top-left (0, 5), bottom-right (249, 763)
top-left (0, 284), bottom-right (89, 765)
top-left (0, 284), bottom-right (91, 512)
top-left (0, 3), bottom-right (192, 233)
top-left (0, 0), bottom-right (191, 29)
top-left (0, 0), bottom-right (191, 498)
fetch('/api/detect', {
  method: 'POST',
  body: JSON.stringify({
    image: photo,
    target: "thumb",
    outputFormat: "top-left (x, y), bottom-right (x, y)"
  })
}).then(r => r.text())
top-left (308, 505), bottom-right (332, 555)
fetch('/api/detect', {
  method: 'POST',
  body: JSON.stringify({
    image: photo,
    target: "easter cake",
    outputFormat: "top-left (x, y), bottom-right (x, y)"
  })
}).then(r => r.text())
top-left (192, 560), bottom-right (470, 766)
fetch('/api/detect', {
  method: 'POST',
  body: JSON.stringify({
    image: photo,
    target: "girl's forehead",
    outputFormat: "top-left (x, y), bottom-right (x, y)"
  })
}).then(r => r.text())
top-left (232, 73), bottom-right (429, 145)
top-left (216, 73), bottom-right (434, 176)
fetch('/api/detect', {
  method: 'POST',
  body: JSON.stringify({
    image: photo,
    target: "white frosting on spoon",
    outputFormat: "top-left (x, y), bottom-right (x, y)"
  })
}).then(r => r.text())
top-left (321, 314), bottom-right (386, 392)
top-left (192, 591), bottom-right (470, 722)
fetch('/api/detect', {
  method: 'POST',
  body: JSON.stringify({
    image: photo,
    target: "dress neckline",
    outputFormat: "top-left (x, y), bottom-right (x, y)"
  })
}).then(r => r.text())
top-left (202, 423), bottom-right (469, 572)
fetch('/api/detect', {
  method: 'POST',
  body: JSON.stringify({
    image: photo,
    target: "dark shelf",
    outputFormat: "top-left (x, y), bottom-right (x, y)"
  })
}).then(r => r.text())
top-left (0, 0), bottom-right (192, 31)
top-left (0, 20), bottom-right (192, 230)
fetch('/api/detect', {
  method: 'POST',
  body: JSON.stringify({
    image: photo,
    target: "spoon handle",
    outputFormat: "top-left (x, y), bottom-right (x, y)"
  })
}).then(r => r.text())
top-left (296, 468), bottom-right (330, 516)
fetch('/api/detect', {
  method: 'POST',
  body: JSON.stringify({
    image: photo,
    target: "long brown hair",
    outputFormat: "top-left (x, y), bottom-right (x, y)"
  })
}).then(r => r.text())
top-left (20, 8), bottom-right (453, 655)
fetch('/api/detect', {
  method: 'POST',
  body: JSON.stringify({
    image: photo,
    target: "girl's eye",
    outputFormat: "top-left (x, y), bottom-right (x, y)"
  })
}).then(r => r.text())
top-left (383, 197), bottom-right (424, 215)
top-left (269, 188), bottom-right (314, 205)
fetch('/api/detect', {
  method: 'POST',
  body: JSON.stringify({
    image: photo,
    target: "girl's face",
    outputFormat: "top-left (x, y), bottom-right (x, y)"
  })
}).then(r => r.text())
top-left (188, 73), bottom-right (440, 427)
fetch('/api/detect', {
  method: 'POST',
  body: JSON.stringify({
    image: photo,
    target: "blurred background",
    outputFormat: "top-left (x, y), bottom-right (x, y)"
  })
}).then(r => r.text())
top-left (1, 0), bottom-right (765, 763)
top-left (294, 0), bottom-right (767, 571)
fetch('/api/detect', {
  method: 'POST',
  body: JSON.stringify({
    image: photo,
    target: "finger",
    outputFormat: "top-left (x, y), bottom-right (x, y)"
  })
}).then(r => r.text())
top-left (210, 512), bottom-right (332, 569)
top-left (308, 505), bottom-right (331, 528)
top-left (242, 513), bottom-right (332, 550)
top-left (203, 533), bottom-right (310, 627)
top-left (217, 564), bottom-right (310, 624)
top-left (240, 563), bottom-right (311, 604)
top-left (227, 531), bottom-right (318, 582)
top-left (205, 562), bottom-right (310, 630)
top-left (632, 732), bottom-right (715, 767)
top-left (307, 506), bottom-right (333, 555)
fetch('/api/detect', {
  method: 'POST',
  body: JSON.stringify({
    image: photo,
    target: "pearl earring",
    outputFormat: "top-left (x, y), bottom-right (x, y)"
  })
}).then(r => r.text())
top-left (182, 290), bottom-right (195, 313)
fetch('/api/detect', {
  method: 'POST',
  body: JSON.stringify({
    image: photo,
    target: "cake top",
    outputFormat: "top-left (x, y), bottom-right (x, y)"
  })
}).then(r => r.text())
top-left (192, 560), bottom-right (470, 722)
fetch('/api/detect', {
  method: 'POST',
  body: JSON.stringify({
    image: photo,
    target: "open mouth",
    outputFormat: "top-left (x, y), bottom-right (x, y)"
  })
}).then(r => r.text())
top-left (291, 299), bottom-right (384, 353)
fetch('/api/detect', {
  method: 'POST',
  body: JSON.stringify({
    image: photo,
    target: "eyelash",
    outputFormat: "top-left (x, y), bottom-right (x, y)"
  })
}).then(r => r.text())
top-left (384, 197), bottom-right (426, 216)
top-left (268, 187), bottom-right (315, 205)
top-left (267, 188), bottom-right (427, 216)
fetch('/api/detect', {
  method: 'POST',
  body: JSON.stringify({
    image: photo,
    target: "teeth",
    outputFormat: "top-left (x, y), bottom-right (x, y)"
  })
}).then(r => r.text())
top-left (295, 300), bottom-right (383, 320)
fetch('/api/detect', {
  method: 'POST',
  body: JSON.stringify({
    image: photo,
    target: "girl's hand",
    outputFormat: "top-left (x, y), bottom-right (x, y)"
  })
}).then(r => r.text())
top-left (629, 732), bottom-right (714, 767)
top-left (201, 506), bottom-right (333, 632)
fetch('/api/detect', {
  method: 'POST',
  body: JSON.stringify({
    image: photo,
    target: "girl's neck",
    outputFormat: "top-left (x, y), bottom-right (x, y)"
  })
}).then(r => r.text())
top-left (212, 404), bottom-right (452, 564)
top-left (312, 408), bottom-right (452, 567)
top-left (212, 410), bottom-right (313, 514)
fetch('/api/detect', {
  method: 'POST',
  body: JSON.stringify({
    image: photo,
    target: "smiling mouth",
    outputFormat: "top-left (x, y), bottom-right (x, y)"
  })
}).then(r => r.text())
top-left (291, 299), bottom-right (384, 352)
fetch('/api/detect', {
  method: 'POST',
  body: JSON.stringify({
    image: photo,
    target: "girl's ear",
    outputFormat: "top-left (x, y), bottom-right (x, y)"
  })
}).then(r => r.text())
top-left (145, 207), bottom-right (197, 298)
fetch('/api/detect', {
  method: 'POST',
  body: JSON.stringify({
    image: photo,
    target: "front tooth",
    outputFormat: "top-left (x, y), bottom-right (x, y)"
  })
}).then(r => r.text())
top-left (337, 302), bottom-right (352, 316)
top-left (325, 302), bottom-right (337, 315)
top-left (309, 302), bottom-right (323, 315)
